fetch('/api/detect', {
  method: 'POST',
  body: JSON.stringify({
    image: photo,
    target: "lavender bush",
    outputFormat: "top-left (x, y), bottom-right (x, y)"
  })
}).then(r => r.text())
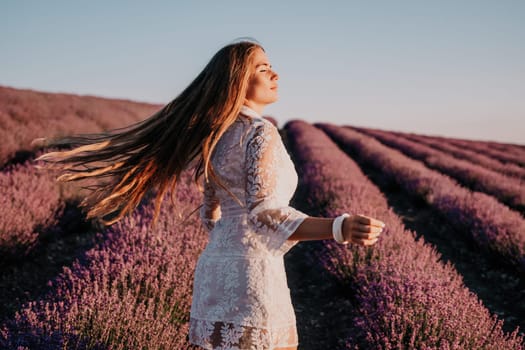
top-left (399, 130), bottom-right (525, 165)
top-left (387, 129), bottom-right (525, 161)
top-left (0, 151), bottom-right (99, 264)
top-left (0, 160), bottom-right (63, 262)
top-left (445, 137), bottom-right (525, 168)
top-left (483, 141), bottom-right (525, 158)
top-left (352, 127), bottom-right (525, 213)
top-left (385, 130), bottom-right (525, 181)
top-left (0, 85), bottom-right (161, 167)
top-left (318, 123), bottom-right (525, 273)
top-left (1, 170), bottom-right (205, 349)
top-left (285, 120), bottom-right (523, 349)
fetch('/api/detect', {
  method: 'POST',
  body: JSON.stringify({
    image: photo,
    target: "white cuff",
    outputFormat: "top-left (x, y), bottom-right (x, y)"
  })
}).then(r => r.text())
top-left (332, 213), bottom-right (350, 244)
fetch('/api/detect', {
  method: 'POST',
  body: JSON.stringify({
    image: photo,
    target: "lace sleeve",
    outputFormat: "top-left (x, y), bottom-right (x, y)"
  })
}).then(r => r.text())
top-left (199, 178), bottom-right (221, 232)
top-left (245, 121), bottom-right (308, 255)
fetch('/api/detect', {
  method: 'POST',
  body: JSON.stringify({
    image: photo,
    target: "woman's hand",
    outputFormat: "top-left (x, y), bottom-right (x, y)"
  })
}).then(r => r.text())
top-left (342, 214), bottom-right (385, 246)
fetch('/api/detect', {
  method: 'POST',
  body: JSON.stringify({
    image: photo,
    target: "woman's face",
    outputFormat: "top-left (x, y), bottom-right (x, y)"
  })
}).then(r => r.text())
top-left (244, 47), bottom-right (279, 114)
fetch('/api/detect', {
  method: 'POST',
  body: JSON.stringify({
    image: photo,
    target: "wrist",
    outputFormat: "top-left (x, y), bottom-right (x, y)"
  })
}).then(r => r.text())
top-left (332, 213), bottom-right (350, 244)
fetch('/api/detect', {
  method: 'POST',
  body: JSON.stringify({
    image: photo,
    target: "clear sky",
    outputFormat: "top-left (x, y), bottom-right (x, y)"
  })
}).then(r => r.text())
top-left (2, 0), bottom-right (524, 144)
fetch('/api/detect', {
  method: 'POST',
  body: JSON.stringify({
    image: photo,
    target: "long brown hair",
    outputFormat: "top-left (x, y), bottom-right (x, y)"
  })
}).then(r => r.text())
top-left (35, 39), bottom-right (263, 226)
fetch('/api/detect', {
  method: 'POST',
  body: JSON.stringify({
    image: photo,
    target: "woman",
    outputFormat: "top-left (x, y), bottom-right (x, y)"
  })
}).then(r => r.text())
top-left (36, 39), bottom-right (385, 350)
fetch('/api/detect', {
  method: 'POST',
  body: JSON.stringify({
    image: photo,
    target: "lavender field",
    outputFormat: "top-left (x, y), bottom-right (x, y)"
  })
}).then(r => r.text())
top-left (1, 86), bottom-right (524, 349)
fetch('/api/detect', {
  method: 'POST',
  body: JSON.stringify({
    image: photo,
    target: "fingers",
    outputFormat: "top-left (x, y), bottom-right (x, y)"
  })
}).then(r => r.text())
top-left (353, 214), bottom-right (385, 229)
top-left (342, 214), bottom-right (386, 247)
top-left (351, 223), bottom-right (383, 235)
top-left (351, 237), bottom-right (379, 246)
top-left (352, 231), bottom-right (381, 239)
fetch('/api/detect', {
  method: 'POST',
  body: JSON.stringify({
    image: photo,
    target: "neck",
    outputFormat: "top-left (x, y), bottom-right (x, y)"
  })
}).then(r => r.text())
top-left (243, 101), bottom-right (265, 116)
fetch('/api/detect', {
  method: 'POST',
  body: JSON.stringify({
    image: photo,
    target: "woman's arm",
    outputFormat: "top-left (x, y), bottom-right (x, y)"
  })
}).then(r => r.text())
top-left (287, 217), bottom-right (334, 241)
top-left (288, 215), bottom-right (385, 246)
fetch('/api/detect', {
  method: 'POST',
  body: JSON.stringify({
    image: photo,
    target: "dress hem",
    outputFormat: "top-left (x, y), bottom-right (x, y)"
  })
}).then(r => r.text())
top-left (189, 316), bottom-right (299, 350)
top-left (189, 339), bottom-right (299, 350)
top-left (189, 315), bottom-right (297, 331)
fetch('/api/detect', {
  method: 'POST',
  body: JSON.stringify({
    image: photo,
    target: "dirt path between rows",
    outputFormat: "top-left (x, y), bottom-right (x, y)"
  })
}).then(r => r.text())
top-left (285, 240), bottom-right (358, 350)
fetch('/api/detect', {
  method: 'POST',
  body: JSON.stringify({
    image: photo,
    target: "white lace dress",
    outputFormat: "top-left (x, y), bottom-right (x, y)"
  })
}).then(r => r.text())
top-left (188, 106), bottom-right (309, 350)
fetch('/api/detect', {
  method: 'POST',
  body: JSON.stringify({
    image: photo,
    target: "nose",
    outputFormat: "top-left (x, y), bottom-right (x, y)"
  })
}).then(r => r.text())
top-left (271, 69), bottom-right (279, 81)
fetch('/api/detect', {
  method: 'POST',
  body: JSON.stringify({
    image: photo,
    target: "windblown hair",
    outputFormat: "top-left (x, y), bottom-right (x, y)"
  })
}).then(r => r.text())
top-left (35, 39), bottom-right (263, 226)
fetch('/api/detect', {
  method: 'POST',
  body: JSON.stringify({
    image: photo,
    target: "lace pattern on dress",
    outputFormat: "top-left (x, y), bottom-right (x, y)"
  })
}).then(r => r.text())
top-left (189, 317), bottom-right (298, 350)
top-left (244, 122), bottom-right (307, 255)
top-left (191, 111), bottom-right (308, 349)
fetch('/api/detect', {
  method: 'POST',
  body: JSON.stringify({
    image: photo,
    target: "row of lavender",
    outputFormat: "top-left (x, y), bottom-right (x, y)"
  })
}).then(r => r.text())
top-left (1, 170), bottom-right (204, 349)
top-left (352, 127), bottom-right (525, 213)
top-left (441, 135), bottom-right (525, 168)
top-left (383, 127), bottom-right (525, 168)
top-left (389, 129), bottom-right (525, 180)
top-left (0, 86), bottom-right (161, 167)
top-left (470, 140), bottom-right (525, 157)
top-left (284, 120), bottom-right (523, 349)
top-left (319, 124), bottom-right (525, 273)
top-left (0, 154), bottom-right (99, 265)
top-left (0, 161), bottom-right (64, 263)
top-left (471, 139), bottom-right (525, 157)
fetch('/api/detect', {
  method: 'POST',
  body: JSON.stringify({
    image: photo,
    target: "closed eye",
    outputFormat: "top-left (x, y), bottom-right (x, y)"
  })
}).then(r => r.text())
top-left (257, 64), bottom-right (272, 73)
